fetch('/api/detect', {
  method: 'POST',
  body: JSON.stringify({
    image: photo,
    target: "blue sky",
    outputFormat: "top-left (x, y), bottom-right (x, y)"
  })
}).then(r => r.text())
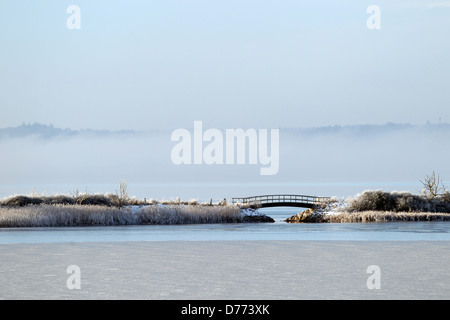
top-left (1, 0), bottom-right (450, 130)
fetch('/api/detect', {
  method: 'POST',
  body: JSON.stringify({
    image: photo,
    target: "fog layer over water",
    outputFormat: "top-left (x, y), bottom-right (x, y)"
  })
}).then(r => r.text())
top-left (0, 124), bottom-right (449, 201)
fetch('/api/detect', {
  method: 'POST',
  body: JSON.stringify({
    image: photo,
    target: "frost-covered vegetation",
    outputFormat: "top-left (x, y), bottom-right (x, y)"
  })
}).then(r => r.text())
top-left (0, 188), bottom-right (277, 227)
top-left (342, 190), bottom-right (450, 214)
top-left (317, 189), bottom-right (450, 223)
top-left (324, 210), bottom-right (450, 222)
top-left (286, 187), bottom-right (450, 223)
top-left (0, 193), bottom-right (227, 208)
top-left (0, 203), bottom-right (246, 227)
top-left (328, 173), bottom-right (450, 221)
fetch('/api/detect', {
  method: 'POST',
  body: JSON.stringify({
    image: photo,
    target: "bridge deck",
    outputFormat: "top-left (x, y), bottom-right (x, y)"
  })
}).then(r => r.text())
top-left (232, 194), bottom-right (331, 208)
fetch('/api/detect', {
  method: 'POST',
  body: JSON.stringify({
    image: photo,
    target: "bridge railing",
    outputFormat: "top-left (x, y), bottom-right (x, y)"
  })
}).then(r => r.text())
top-left (231, 194), bottom-right (331, 207)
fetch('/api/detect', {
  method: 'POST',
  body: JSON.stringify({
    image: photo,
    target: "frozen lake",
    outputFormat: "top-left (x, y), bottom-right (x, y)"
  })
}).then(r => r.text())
top-left (1, 208), bottom-right (450, 244)
top-left (1, 207), bottom-right (449, 300)
top-left (1, 240), bottom-right (449, 299)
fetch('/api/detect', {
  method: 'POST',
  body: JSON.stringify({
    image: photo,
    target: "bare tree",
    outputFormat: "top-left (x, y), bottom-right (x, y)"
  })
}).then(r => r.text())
top-left (420, 171), bottom-right (447, 199)
top-left (116, 180), bottom-right (130, 207)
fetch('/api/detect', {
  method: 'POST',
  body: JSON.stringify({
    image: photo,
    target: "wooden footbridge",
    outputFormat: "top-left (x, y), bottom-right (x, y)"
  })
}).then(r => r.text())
top-left (232, 194), bottom-right (331, 209)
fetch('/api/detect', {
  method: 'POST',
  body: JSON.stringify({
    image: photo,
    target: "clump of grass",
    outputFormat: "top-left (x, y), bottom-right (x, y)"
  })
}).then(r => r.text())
top-left (1, 195), bottom-right (45, 207)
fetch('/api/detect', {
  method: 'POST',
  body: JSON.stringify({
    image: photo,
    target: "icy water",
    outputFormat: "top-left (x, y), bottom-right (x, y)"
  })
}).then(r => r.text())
top-left (1, 207), bottom-right (450, 244)
top-left (1, 207), bottom-right (450, 299)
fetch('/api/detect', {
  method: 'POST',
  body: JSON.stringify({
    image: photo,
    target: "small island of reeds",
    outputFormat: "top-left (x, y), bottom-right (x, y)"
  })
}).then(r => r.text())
top-left (286, 189), bottom-right (450, 223)
top-left (0, 190), bottom-right (274, 228)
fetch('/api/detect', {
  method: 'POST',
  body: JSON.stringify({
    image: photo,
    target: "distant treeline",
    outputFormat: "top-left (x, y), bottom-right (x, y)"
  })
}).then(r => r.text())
top-left (2, 122), bottom-right (450, 140)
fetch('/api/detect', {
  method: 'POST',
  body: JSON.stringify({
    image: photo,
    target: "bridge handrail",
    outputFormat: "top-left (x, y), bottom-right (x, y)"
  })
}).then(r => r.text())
top-left (231, 194), bottom-right (331, 205)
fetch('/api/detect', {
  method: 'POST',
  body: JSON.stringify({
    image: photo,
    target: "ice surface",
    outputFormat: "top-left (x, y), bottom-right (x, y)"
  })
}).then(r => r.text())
top-left (0, 241), bottom-right (449, 299)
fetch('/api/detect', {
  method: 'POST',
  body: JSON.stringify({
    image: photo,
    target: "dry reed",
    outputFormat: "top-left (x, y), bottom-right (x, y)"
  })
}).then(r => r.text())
top-left (324, 211), bottom-right (450, 223)
top-left (0, 204), bottom-right (243, 228)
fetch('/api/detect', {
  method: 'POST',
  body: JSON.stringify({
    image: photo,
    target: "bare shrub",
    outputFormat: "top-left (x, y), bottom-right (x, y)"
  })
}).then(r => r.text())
top-left (344, 190), bottom-right (396, 212)
top-left (81, 194), bottom-right (114, 206)
top-left (314, 196), bottom-right (338, 211)
top-left (1, 195), bottom-right (43, 207)
top-left (70, 188), bottom-right (90, 205)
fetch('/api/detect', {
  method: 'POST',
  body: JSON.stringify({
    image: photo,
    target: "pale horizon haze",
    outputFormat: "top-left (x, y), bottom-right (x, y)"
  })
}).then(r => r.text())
top-left (0, 0), bottom-right (449, 131)
top-left (1, 1), bottom-right (450, 200)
